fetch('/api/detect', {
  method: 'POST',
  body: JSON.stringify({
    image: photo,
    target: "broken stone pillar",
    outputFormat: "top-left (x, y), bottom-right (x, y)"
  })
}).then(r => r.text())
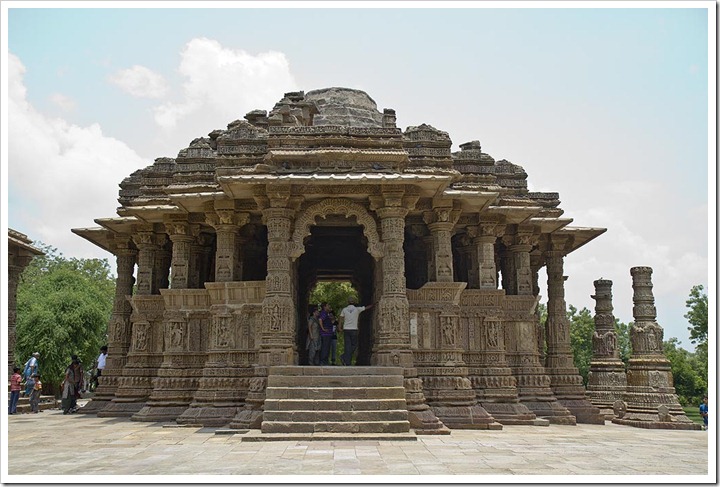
top-left (80, 237), bottom-right (136, 414)
top-left (586, 279), bottom-right (627, 420)
top-left (612, 267), bottom-right (700, 429)
top-left (544, 235), bottom-right (604, 424)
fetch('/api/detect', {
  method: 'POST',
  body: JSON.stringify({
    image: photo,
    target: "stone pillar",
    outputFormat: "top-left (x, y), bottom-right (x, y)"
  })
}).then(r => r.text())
top-left (586, 279), bottom-right (627, 420)
top-left (612, 267), bottom-right (699, 429)
top-left (230, 188), bottom-right (298, 429)
top-left (423, 206), bottom-right (458, 283)
top-left (501, 231), bottom-right (574, 424)
top-left (98, 231), bottom-right (165, 417)
top-left (544, 235), bottom-right (603, 424)
top-left (80, 237), bottom-right (137, 414)
top-left (166, 221), bottom-right (198, 289)
top-left (423, 234), bottom-right (436, 283)
top-left (470, 221), bottom-right (504, 290)
top-left (207, 210), bottom-right (249, 282)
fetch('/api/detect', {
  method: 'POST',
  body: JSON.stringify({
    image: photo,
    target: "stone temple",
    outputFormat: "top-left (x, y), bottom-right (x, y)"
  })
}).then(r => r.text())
top-left (73, 87), bottom-right (613, 433)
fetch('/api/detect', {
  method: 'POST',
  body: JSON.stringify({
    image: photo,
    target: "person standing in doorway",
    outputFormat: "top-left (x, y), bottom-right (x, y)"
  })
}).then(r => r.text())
top-left (306, 307), bottom-right (321, 366)
top-left (339, 297), bottom-right (373, 366)
top-left (318, 303), bottom-right (334, 365)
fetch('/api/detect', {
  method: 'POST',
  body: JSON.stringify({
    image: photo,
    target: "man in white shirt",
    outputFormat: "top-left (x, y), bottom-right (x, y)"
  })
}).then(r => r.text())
top-left (92, 345), bottom-right (108, 390)
top-left (338, 297), bottom-right (373, 366)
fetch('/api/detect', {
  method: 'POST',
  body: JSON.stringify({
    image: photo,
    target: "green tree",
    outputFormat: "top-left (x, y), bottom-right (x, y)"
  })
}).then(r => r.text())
top-left (309, 281), bottom-right (359, 316)
top-left (567, 305), bottom-right (595, 385)
top-left (614, 319), bottom-right (631, 365)
top-left (685, 284), bottom-right (708, 345)
top-left (663, 338), bottom-right (705, 406)
top-left (15, 244), bottom-right (115, 394)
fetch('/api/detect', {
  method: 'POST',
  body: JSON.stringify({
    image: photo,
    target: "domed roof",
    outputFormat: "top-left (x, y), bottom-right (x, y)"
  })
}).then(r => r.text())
top-left (305, 87), bottom-right (384, 127)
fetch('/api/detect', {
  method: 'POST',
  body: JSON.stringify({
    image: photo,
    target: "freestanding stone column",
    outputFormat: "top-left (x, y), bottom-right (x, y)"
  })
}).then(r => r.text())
top-left (230, 188), bottom-right (298, 429)
top-left (586, 279), bottom-right (627, 420)
top-left (612, 267), bottom-right (700, 429)
top-left (80, 237), bottom-right (136, 414)
top-left (424, 206), bottom-right (457, 282)
top-left (167, 221), bottom-right (198, 289)
top-left (207, 209), bottom-right (249, 282)
top-left (544, 235), bottom-right (603, 424)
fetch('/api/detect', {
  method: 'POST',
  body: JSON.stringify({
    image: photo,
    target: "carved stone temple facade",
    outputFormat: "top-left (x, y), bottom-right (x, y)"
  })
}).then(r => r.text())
top-left (73, 87), bottom-right (607, 430)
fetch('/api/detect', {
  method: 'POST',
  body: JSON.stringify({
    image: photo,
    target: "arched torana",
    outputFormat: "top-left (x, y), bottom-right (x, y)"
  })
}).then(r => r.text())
top-left (289, 198), bottom-right (383, 261)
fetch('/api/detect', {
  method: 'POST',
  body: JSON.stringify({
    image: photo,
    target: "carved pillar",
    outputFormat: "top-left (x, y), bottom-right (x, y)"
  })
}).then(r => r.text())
top-left (423, 206), bottom-right (459, 283)
top-left (207, 210), bottom-right (249, 282)
top-left (166, 222), bottom-right (198, 289)
top-left (613, 267), bottom-right (699, 429)
top-left (80, 237), bottom-right (137, 414)
top-left (544, 235), bottom-right (603, 424)
top-left (471, 221), bottom-right (504, 290)
top-left (98, 231), bottom-right (166, 417)
top-left (155, 235), bottom-right (171, 292)
top-left (504, 226), bottom-right (534, 296)
top-left (423, 235), bottom-right (436, 283)
top-left (586, 279), bottom-right (627, 420)
top-left (230, 188), bottom-right (298, 430)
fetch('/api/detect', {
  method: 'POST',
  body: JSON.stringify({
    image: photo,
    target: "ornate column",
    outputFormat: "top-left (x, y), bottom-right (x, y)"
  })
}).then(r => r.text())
top-left (8, 255), bottom-right (33, 375)
top-left (501, 230), bottom-right (574, 424)
top-left (206, 209), bottom-right (249, 282)
top-left (469, 221), bottom-right (504, 290)
top-left (586, 279), bottom-right (627, 419)
top-left (80, 237), bottom-right (137, 414)
top-left (613, 267), bottom-right (699, 429)
top-left (166, 221), bottom-right (198, 289)
top-left (99, 230), bottom-right (166, 417)
top-left (544, 235), bottom-right (603, 424)
top-left (423, 206), bottom-right (459, 282)
top-left (230, 187), bottom-right (299, 429)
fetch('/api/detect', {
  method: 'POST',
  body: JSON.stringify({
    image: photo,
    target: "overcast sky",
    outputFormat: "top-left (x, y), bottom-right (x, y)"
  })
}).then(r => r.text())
top-left (3, 2), bottom-right (713, 349)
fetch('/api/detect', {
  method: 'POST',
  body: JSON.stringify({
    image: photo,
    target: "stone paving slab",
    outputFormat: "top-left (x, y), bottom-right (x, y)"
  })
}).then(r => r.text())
top-left (3, 405), bottom-right (713, 481)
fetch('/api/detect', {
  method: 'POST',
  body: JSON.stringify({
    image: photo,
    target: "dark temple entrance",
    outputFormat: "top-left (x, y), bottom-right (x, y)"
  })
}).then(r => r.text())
top-left (296, 222), bottom-right (376, 365)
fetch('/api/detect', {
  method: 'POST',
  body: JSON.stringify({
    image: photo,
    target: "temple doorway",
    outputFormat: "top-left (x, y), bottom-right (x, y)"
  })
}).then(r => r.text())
top-left (296, 223), bottom-right (376, 365)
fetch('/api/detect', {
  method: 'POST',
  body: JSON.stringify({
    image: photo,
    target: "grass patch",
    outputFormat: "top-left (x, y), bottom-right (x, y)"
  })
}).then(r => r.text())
top-left (683, 406), bottom-right (704, 424)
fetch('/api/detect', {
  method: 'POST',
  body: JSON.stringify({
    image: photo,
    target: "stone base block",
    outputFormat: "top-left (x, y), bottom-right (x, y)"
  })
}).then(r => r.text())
top-left (407, 408), bottom-right (451, 435)
top-left (131, 405), bottom-right (189, 422)
top-left (481, 401), bottom-right (541, 426)
top-left (96, 401), bottom-right (147, 418)
top-left (176, 406), bottom-right (241, 427)
top-left (430, 405), bottom-right (502, 430)
top-left (260, 420), bottom-right (410, 434)
top-left (521, 400), bottom-right (576, 425)
top-left (76, 398), bottom-right (110, 414)
top-left (229, 408), bottom-right (263, 429)
top-left (558, 398), bottom-right (605, 425)
top-left (612, 417), bottom-right (702, 430)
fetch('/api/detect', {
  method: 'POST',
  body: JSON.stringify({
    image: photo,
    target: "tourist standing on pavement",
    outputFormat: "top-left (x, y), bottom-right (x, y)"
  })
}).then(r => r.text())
top-left (9, 367), bottom-right (22, 414)
top-left (91, 345), bottom-right (108, 391)
top-left (700, 395), bottom-right (708, 431)
top-left (61, 355), bottom-right (84, 414)
top-left (339, 297), bottom-right (373, 366)
top-left (329, 311), bottom-right (338, 365)
top-left (318, 303), bottom-right (334, 365)
top-left (29, 373), bottom-right (42, 413)
top-left (307, 307), bottom-right (321, 365)
top-left (22, 352), bottom-right (40, 397)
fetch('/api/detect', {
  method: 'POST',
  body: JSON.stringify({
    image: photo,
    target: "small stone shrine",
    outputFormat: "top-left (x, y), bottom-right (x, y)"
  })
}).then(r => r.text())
top-left (73, 87), bottom-right (608, 430)
top-left (612, 267), bottom-right (700, 430)
top-left (587, 279), bottom-right (627, 420)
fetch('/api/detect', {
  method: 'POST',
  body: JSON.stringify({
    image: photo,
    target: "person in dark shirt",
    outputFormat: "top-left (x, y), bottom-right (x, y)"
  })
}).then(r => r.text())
top-left (699, 395), bottom-right (708, 430)
top-left (318, 303), bottom-right (334, 366)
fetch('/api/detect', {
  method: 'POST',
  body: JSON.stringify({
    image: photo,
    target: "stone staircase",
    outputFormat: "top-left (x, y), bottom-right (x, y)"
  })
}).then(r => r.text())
top-left (8, 394), bottom-right (59, 414)
top-left (261, 366), bottom-right (411, 434)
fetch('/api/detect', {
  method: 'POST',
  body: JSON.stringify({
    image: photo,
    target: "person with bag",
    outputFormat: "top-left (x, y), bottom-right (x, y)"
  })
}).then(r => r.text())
top-left (29, 373), bottom-right (42, 413)
top-left (61, 355), bottom-right (84, 414)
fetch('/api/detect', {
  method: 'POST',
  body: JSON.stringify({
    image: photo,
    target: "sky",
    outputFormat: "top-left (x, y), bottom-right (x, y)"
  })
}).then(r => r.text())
top-left (2, 2), bottom-right (714, 350)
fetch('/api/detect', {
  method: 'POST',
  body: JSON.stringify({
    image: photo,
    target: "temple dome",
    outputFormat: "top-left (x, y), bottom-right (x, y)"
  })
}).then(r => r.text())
top-left (305, 87), bottom-right (384, 128)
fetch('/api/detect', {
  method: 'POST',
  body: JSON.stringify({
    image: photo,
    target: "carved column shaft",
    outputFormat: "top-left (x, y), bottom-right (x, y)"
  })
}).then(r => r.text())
top-left (169, 234), bottom-right (193, 289)
top-left (545, 250), bottom-right (572, 362)
top-left (428, 222), bottom-right (454, 282)
top-left (510, 245), bottom-right (533, 296)
top-left (215, 227), bottom-right (239, 282)
top-left (134, 233), bottom-right (158, 295)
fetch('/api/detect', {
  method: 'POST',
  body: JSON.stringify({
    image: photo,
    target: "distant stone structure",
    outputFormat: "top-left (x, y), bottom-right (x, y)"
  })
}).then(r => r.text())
top-left (612, 267), bottom-right (700, 430)
top-left (73, 87), bottom-right (608, 430)
top-left (587, 279), bottom-right (627, 419)
top-left (7, 229), bottom-right (44, 375)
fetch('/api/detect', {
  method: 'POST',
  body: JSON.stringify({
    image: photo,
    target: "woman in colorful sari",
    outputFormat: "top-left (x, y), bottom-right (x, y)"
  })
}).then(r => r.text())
top-left (61, 355), bottom-right (84, 414)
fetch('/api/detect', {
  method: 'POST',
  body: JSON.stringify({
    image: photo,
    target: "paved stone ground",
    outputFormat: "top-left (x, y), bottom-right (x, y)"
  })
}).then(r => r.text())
top-left (4, 403), bottom-right (713, 481)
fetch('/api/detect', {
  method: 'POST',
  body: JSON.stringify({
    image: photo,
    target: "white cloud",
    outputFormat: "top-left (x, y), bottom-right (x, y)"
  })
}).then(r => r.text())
top-left (49, 92), bottom-right (76, 112)
top-left (108, 64), bottom-right (169, 99)
top-left (8, 53), bottom-right (148, 260)
top-left (153, 37), bottom-right (297, 135)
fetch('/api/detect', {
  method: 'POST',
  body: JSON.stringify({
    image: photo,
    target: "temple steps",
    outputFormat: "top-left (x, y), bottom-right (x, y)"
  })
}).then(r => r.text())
top-left (261, 366), bottom-right (411, 434)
